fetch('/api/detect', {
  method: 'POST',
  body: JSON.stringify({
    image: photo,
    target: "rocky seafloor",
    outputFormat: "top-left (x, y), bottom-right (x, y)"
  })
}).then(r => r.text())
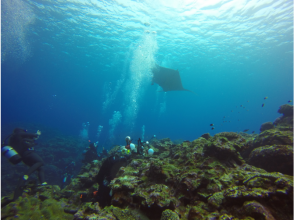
top-left (1, 104), bottom-right (293, 220)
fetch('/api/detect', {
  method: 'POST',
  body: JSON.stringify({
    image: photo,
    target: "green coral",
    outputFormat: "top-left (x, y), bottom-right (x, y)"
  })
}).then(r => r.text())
top-left (160, 209), bottom-right (180, 220)
top-left (204, 132), bottom-right (246, 165)
top-left (208, 192), bottom-right (225, 208)
top-left (2, 197), bottom-right (72, 220)
top-left (253, 130), bottom-right (293, 147)
top-left (248, 144), bottom-right (293, 175)
top-left (131, 183), bottom-right (176, 208)
top-left (2, 117), bottom-right (292, 220)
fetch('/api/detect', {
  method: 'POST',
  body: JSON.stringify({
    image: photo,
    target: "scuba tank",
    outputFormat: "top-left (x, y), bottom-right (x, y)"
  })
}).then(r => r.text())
top-left (1, 145), bottom-right (22, 165)
top-left (1, 135), bottom-right (22, 165)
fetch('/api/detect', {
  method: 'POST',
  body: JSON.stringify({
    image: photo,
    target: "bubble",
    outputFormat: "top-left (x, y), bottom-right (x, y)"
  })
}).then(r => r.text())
top-left (109, 111), bottom-right (122, 141)
top-left (123, 31), bottom-right (158, 130)
top-left (1, 0), bottom-right (35, 65)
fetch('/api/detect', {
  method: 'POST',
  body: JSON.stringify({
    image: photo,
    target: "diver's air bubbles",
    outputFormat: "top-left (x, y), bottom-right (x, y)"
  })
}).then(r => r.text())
top-left (96, 125), bottom-right (103, 139)
top-left (123, 31), bottom-right (158, 129)
top-left (1, 0), bottom-right (35, 65)
top-left (109, 111), bottom-right (122, 141)
top-left (102, 50), bottom-right (131, 113)
top-left (159, 92), bottom-right (167, 116)
top-left (80, 122), bottom-right (90, 140)
top-left (142, 125), bottom-right (145, 142)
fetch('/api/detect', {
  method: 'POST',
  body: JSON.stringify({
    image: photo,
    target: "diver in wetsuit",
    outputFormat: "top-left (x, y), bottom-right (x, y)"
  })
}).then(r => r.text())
top-left (137, 138), bottom-right (145, 155)
top-left (82, 142), bottom-right (99, 163)
top-left (94, 155), bottom-right (129, 207)
top-left (62, 161), bottom-right (76, 189)
top-left (8, 128), bottom-right (46, 200)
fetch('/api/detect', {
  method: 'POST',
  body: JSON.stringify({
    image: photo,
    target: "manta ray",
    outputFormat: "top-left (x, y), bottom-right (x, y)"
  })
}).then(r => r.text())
top-left (151, 64), bottom-right (194, 93)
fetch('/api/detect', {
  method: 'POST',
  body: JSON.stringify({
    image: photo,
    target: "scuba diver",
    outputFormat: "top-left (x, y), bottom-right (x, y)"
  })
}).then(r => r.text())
top-left (93, 154), bottom-right (129, 207)
top-left (125, 136), bottom-right (132, 149)
top-left (62, 161), bottom-right (76, 189)
top-left (96, 146), bottom-right (109, 160)
top-left (137, 138), bottom-right (145, 155)
top-left (82, 141), bottom-right (99, 163)
top-left (77, 154), bottom-right (130, 205)
top-left (101, 147), bottom-right (108, 158)
top-left (4, 128), bottom-right (46, 201)
top-left (79, 136), bottom-right (133, 206)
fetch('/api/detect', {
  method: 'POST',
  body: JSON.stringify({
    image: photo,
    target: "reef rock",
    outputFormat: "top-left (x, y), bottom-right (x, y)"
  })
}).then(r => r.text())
top-left (248, 145), bottom-right (293, 175)
top-left (204, 132), bottom-right (246, 165)
top-left (201, 133), bottom-right (211, 140)
top-left (1, 123), bottom-right (293, 220)
top-left (272, 104), bottom-right (293, 132)
top-left (260, 122), bottom-right (274, 132)
top-left (1, 185), bottom-right (72, 220)
top-left (253, 129), bottom-right (293, 147)
top-left (243, 200), bottom-right (275, 220)
top-left (160, 209), bottom-right (180, 220)
top-left (278, 104), bottom-right (293, 117)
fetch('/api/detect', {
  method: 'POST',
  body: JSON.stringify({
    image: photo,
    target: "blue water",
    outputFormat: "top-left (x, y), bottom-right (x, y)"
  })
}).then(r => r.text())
top-left (1, 0), bottom-right (293, 148)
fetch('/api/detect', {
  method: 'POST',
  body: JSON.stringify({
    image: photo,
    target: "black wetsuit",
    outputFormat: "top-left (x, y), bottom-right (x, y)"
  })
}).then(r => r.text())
top-left (9, 128), bottom-right (45, 200)
top-left (137, 138), bottom-right (144, 155)
top-left (95, 155), bottom-right (128, 207)
top-left (82, 143), bottom-right (98, 163)
top-left (62, 162), bottom-right (75, 188)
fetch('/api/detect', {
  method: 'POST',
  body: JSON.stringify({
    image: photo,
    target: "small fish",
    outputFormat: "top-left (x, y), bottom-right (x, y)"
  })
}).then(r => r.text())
top-left (223, 116), bottom-right (226, 118)
top-left (252, 131), bottom-right (255, 133)
top-left (210, 124), bottom-right (214, 126)
top-left (243, 129), bottom-right (249, 132)
top-left (211, 127), bottom-right (215, 130)
top-left (264, 97), bottom-right (268, 100)
top-left (243, 107), bottom-right (245, 109)
top-left (262, 103), bottom-right (265, 107)
top-left (288, 100), bottom-right (292, 103)
top-left (240, 105), bottom-right (243, 107)
top-left (231, 110), bottom-right (233, 112)
top-left (247, 100), bottom-right (249, 102)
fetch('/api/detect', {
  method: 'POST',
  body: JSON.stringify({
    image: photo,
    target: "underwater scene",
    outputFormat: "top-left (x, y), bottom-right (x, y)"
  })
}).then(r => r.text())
top-left (1, 0), bottom-right (293, 219)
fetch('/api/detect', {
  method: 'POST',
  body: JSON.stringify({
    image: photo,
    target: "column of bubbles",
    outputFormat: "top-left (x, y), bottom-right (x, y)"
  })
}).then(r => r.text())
top-left (123, 31), bottom-right (158, 131)
top-left (79, 122), bottom-right (90, 140)
top-left (96, 125), bottom-right (103, 139)
top-left (109, 111), bottom-right (122, 141)
top-left (102, 49), bottom-right (131, 113)
top-left (159, 102), bottom-right (166, 116)
top-left (1, 0), bottom-right (35, 64)
top-left (142, 125), bottom-right (145, 142)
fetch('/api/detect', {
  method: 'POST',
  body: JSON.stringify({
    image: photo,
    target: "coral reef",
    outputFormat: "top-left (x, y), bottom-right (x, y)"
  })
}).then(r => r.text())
top-left (204, 132), bottom-right (247, 165)
top-left (273, 104), bottom-right (293, 131)
top-left (1, 184), bottom-right (73, 220)
top-left (260, 122), bottom-right (274, 132)
top-left (1, 124), bottom-right (85, 196)
top-left (278, 104), bottom-right (293, 117)
top-left (1, 104), bottom-right (293, 219)
top-left (248, 145), bottom-right (293, 175)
